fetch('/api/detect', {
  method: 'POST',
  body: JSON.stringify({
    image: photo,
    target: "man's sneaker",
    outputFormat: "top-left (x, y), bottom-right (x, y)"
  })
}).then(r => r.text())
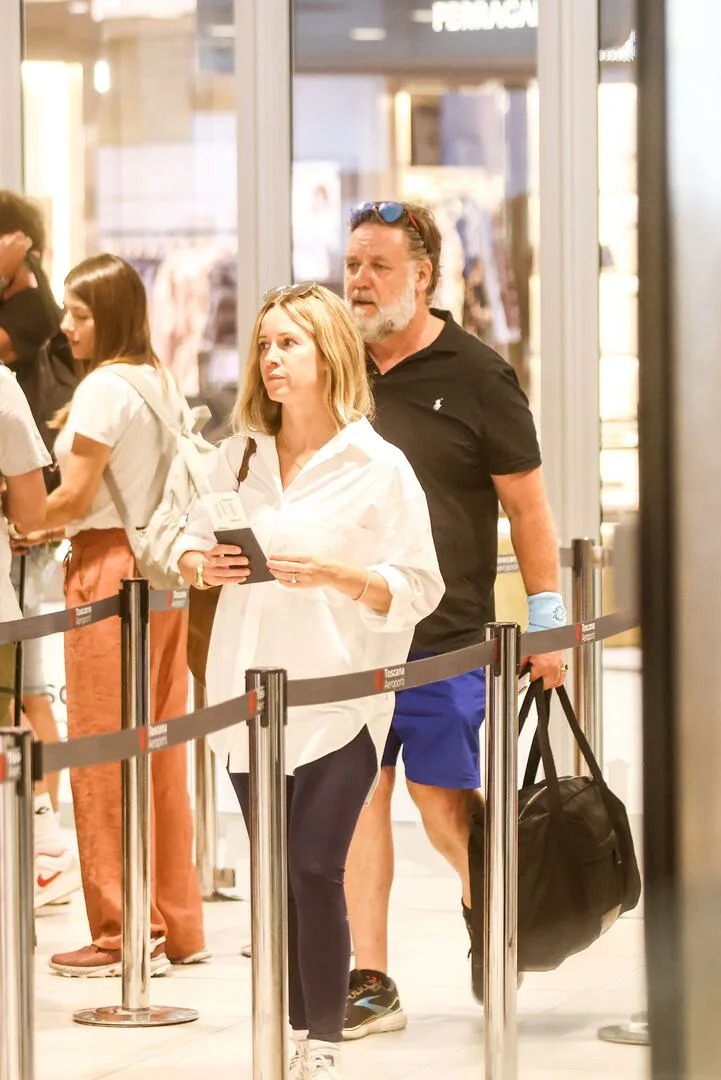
top-left (49, 938), bottom-right (171, 978)
top-left (305, 1040), bottom-right (341, 1078)
top-left (462, 901), bottom-right (524, 1003)
top-left (463, 902), bottom-right (484, 1004)
top-left (342, 969), bottom-right (406, 1040)
top-left (34, 850), bottom-right (81, 910)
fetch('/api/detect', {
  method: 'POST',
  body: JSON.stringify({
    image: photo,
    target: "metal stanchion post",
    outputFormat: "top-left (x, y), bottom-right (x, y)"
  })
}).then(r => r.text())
top-left (17, 728), bottom-right (35, 1080)
top-left (12, 554), bottom-right (26, 728)
top-left (193, 679), bottom-right (238, 900)
top-left (0, 728), bottom-right (27, 1080)
top-left (572, 537), bottom-right (603, 773)
top-left (484, 623), bottom-right (520, 1080)
top-left (245, 667), bottom-right (288, 1080)
top-left (75, 579), bottom-right (198, 1028)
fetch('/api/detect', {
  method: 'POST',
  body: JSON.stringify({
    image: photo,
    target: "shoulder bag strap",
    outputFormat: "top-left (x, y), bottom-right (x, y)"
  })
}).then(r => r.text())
top-left (237, 437), bottom-right (257, 485)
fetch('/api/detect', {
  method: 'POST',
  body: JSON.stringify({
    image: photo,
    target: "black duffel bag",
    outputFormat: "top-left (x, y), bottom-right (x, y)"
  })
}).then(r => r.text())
top-left (469, 679), bottom-right (641, 982)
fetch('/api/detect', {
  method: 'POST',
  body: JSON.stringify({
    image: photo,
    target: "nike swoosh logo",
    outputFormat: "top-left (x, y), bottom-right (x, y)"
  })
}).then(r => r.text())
top-left (37, 872), bottom-right (61, 888)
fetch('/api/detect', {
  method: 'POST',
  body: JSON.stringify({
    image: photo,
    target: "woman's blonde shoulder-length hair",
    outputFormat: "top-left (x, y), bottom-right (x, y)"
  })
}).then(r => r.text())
top-left (231, 283), bottom-right (373, 434)
top-left (52, 253), bottom-right (163, 428)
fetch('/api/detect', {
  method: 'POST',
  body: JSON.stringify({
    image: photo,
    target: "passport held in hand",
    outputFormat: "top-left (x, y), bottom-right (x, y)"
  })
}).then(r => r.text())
top-left (214, 528), bottom-right (274, 585)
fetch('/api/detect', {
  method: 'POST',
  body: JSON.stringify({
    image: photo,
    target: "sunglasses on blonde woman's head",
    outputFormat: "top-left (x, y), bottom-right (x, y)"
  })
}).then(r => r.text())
top-left (262, 281), bottom-right (320, 304)
top-left (349, 201), bottom-right (423, 238)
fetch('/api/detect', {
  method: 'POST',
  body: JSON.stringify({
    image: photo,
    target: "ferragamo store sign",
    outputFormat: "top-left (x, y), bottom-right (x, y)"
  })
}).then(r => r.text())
top-left (431, 0), bottom-right (539, 32)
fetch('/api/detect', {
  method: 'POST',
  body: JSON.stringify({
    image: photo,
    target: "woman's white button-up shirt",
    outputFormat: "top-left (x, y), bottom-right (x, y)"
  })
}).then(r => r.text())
top-left (176, 418), bottom-right (444, 774)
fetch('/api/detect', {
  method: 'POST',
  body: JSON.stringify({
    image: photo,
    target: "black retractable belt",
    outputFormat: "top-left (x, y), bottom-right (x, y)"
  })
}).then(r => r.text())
top-left (13, 554), bottom-right (26, 726)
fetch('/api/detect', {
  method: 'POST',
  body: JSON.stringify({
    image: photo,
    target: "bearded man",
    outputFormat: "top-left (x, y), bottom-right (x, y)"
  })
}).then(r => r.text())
top-left (342, 200), bottom-right (567, 1036)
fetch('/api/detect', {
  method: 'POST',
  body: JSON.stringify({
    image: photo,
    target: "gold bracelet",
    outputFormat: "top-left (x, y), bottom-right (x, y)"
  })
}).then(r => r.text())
top-left (194, 561), bottom-right (208, 590)
top-left (353, 571), bottom-right (371, 603)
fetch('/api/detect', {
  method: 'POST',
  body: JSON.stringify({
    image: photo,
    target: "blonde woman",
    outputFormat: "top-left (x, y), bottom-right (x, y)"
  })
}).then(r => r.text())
top-left (176, 282), bottom-right (444, 1078)
top-left (17, 254), bottom-right (206, 975)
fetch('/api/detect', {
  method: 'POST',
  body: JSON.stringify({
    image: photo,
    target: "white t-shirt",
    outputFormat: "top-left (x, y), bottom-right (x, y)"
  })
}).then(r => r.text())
top-left (176, 418), bottom-right (445, 775)
top-left (53, 364), bottom-right (180, 537)
top-left (0, 366), bottom-right (52, 622)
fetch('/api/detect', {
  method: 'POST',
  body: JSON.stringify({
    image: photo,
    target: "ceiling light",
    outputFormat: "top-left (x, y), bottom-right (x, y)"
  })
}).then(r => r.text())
top-left (410, 8), bottom-right (433, 22)
top-left (68, 1), bottom-right (90, 13)
top-left (349, 27), bottom-right (387, 42)
top-left (93, 59), bottom-right (111, 94)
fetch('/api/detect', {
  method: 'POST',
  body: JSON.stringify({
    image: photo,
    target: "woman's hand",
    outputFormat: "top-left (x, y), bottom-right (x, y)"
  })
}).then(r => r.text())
top-left (267, 552), bottom-right (341, 590)
top-left (267, 553), bottom-right (390, 612)
top-left (0, 232), bottom-right (31, 289)
top-left (9, 528), bottom-right (62, 555)
top-left (179, 544), bottom-right (250, 588)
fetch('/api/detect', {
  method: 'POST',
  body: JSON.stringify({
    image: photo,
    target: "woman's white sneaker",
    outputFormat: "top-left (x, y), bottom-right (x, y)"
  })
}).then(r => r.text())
top-left (305, 1040), bottom-right (341, 1078)
top-left (289, 1035), bottom-right (308, 1079)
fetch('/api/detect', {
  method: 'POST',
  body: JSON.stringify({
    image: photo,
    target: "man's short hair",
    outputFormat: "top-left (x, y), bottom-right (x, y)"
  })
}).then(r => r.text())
top-left (0, 190), bottom-right (47, 256)
top-left (349, 201), bottom-right (442, 300)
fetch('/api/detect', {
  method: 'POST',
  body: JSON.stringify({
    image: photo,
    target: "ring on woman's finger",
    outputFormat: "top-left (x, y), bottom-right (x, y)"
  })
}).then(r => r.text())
top-left (291, 572), bottom-right (298, 585)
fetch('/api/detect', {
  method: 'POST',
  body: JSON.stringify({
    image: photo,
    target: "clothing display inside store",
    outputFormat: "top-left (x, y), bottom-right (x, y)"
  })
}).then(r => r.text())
top-left (117, 243), bottom-right (239, 443)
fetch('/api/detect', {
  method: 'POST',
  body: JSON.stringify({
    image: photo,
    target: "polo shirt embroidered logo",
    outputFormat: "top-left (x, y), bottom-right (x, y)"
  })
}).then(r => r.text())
top-left (433, 397), bottom-right (444, 411)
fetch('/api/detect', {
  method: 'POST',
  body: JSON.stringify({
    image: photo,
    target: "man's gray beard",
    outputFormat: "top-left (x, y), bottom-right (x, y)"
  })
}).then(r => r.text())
top-left (347, 270), bottom-right (417, 344)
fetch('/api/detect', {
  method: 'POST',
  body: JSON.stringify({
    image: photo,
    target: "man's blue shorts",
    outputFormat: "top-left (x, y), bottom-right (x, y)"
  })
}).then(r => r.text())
top-left (381, 652), bottom-right (486, 789)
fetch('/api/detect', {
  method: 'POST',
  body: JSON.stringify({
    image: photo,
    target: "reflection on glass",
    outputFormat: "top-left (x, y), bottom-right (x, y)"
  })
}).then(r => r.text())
top-left (22, 0), bottom-right (238, 439)
top-left (598, 0), bottom-right (638, 522)
top-left (292, 0), bottom-right (539, 404)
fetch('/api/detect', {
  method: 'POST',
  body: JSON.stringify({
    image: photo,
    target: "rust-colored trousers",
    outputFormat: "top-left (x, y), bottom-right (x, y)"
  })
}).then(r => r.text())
top-left (64, 528), bottom-right (205, 955)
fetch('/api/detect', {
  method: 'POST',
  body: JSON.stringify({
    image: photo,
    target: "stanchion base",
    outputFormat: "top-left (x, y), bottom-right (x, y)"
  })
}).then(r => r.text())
top-left (73, 1005), bottom-right (199, 1028)
top-left (201, 868), bottom-right (243, 902)
top-left (598, 1013), bottom-right (649, 1046)
top-left (203, 888), bottom-right (243, 903)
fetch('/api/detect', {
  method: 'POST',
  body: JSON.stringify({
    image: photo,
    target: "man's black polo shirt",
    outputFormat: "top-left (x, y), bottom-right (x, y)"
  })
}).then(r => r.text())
top-left (368, 310), bottom-right (541, 654)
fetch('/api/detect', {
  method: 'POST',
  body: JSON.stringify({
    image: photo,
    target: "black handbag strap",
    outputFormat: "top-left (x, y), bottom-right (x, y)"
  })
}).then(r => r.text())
top-left (521, 680), bottom-right (606, 789)
top-left (519, 680), bottom-right (550, 788)
top-left (527, 679), bottom-right (569, 823)
top-left (554, 683), bottom-right (605, 784)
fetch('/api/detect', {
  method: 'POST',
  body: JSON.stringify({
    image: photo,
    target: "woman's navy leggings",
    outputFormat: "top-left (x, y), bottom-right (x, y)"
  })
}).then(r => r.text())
top-left (230, 725), bottom-right (376, 1042)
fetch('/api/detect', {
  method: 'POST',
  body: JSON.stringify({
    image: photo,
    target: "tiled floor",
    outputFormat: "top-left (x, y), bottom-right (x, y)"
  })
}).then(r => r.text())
top-left (34, 822), bottom-right (650, 1080)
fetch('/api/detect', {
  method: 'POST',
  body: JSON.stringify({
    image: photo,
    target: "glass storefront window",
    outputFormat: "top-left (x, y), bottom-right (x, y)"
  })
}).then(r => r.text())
top-left (292, 0), bottom-right (540, 407)
top-left (22, 0), bottom-right (238, 439)
top-left (598, 3), bottom-right (638, 523)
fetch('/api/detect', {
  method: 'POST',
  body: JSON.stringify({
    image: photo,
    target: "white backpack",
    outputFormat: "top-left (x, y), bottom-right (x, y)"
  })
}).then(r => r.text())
top-left (103, 364), bottom-right (218, 590)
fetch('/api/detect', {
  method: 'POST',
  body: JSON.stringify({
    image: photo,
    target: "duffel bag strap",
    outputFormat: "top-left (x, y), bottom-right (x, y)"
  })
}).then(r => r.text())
top-left (554, 684), bottom-right (605, 784)
top-left (519, 680), bottom-right (552, 788)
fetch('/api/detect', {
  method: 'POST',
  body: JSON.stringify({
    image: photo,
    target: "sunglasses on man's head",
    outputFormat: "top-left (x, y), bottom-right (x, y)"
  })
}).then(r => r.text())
top-left (262, 281), bottom-right (320, 304)
top-left (349, 201), bottom-right (423, 237)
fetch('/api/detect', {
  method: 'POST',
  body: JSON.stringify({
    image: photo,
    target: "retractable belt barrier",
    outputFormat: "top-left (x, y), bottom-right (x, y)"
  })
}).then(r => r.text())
top-left (33, 607), bottom-right (637, 777)
top-left (0, 547), bottom-right (639, 1080)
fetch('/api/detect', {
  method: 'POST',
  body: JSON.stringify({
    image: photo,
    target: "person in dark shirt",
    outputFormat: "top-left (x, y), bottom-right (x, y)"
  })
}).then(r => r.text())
top-left (0, 191), bottom-right (58, 374)
top-left (0, 191), bottom-right (79, 908)
top-left (342, 201), bottom-right (567, 1035)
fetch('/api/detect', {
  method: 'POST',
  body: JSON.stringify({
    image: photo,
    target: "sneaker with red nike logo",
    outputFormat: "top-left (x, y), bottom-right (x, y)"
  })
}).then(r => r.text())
top-left (35, 849), bottom-right (81, 910)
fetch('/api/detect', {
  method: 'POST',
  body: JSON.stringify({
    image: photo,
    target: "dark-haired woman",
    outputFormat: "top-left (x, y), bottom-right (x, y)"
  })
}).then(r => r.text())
top-left (18, 254), bottom-right (206, 976)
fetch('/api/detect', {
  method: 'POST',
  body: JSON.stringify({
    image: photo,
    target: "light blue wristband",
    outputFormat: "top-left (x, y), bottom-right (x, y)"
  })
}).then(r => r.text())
top-left (526, 591), bottom-right (567, 634)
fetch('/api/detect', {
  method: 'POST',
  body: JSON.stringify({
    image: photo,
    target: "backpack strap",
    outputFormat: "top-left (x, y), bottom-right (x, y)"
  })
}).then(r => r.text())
top-left (103, 463), bottom-right (139, 540)
top-left (102, 363), bottom-right (187, 435)
top-left (101, 364), bottom-right (184, 538)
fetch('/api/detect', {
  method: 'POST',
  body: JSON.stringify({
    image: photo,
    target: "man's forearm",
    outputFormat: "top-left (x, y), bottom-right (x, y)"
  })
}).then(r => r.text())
top-left (508, 505), bottom-right (560, 597)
